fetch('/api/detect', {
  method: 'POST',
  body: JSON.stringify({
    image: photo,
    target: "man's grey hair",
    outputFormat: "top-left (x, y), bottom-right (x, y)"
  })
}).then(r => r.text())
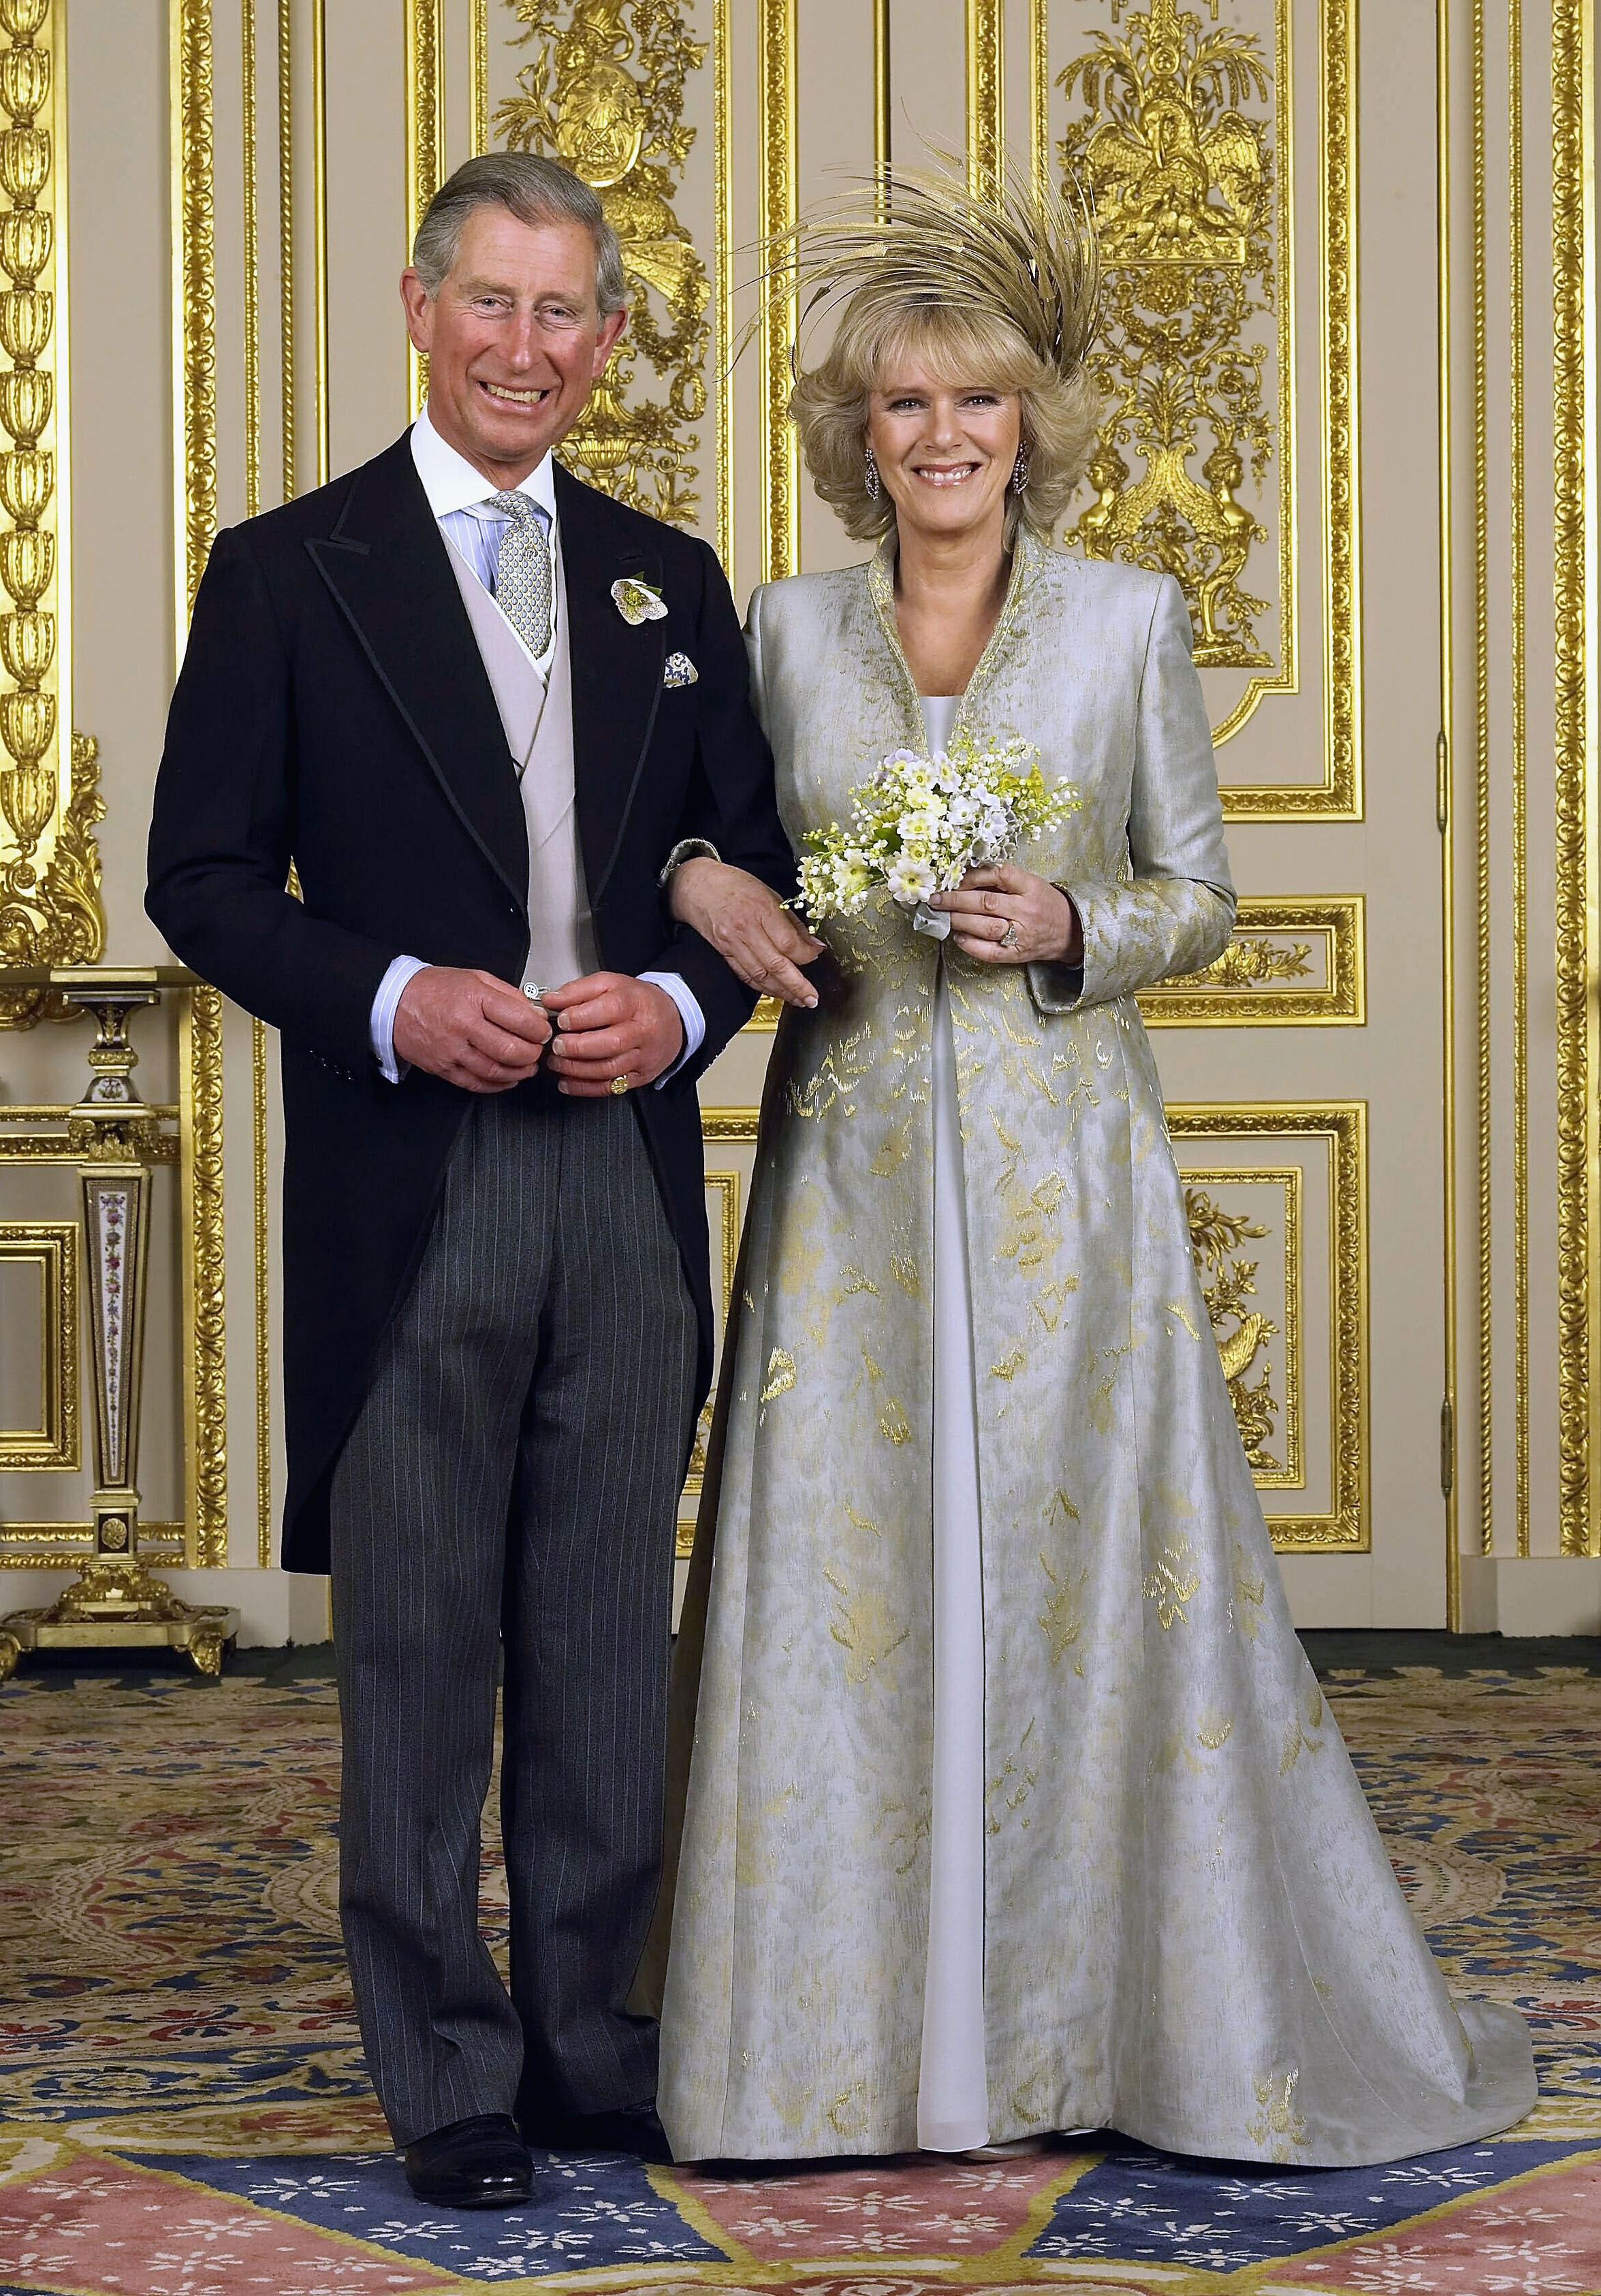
top-left (411, 153), bottom-right (629, 316)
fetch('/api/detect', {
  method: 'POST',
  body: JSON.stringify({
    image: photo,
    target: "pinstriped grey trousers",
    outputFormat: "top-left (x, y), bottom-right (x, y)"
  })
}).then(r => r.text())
top-left (328, 1091), bottom-right (698, 2147)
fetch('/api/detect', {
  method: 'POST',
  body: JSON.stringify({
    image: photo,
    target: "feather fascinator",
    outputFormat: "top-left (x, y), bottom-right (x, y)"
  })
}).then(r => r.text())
top-left (766, 155), bottom-right (1100, 382)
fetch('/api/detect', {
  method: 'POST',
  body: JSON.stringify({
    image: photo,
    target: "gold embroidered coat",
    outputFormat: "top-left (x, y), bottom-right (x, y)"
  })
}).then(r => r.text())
top-left (656, 535), bottom-right (1535, 2165)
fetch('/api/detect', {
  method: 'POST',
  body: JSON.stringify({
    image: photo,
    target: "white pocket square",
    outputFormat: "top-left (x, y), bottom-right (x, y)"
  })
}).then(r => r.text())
top-left (663, 651), bottom-right (699, 688)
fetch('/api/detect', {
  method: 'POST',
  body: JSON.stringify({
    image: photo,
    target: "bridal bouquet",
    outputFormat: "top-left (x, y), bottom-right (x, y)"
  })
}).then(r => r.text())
top-left (795, 729), bottom-right (1080, 938)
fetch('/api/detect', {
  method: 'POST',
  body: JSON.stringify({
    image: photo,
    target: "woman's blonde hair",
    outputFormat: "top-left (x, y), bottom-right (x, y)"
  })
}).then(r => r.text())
top-left (789, 296), bottom-right (1100, 544)
top-left (775, 158), bottom-right (1100, 545)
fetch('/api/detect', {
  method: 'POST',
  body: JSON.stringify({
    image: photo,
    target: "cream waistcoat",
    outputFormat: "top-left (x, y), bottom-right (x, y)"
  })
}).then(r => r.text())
top-left (443, 530), bottom-right (598, 993)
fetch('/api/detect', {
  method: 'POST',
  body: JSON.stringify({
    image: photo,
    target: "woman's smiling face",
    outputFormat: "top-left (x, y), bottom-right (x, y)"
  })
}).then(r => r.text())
top-left (866, 360), bottom-right (1023, 548)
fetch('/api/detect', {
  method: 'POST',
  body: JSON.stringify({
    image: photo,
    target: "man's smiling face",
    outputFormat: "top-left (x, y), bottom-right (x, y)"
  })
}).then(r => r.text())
top-left (400, 203), bottom-right (627, 488)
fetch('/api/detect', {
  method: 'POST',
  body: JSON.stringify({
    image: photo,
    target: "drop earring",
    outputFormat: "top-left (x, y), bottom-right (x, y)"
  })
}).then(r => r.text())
top-left (864, 445), bottom-right (881, 501)
top-left (1011, 447), bottom-right (1030, 494)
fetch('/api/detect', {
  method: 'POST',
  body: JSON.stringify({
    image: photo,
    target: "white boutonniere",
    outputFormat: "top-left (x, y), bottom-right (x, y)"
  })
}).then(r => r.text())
top-left (612, 576), bottom-right (667, 626)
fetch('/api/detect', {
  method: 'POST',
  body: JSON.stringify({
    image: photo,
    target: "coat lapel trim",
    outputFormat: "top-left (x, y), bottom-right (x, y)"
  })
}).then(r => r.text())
top-left (865, 527), bottom-right (1036, 746)
top-left (305, 435), bottom-right (528, 912)
top-left (553, 462), bottom-right (668, 908)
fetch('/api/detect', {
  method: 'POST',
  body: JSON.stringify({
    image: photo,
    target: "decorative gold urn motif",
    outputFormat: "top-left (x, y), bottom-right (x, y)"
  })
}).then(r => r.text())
top-left (497, 0), bottom-right (709, 524)
top-left (1060, 0), bottom-right (1278, 674)
top-left (0, 0), bottom-right (101, 1027)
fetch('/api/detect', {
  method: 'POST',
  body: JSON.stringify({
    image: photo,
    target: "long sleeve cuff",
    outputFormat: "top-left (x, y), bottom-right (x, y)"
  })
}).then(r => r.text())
top-left (639, 969), bottom-right (705, 1085)
top-left (370, 953), bottom-right (429, 1083)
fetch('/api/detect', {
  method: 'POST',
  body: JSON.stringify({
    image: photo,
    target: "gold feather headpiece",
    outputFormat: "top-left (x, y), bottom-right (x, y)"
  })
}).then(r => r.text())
top-left (765, 154), bottom-right (1100, 381)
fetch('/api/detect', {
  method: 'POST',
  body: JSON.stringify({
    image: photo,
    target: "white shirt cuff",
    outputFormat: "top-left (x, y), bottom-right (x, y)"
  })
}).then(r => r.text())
top-left (370, 954), bottom-right (430, 1083)
top-left (639, 970), bottom-right (704, 1085)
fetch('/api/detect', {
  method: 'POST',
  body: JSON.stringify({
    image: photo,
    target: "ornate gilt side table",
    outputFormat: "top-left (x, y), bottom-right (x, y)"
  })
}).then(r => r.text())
top-left (0, 967), bottom-right (238, 1676)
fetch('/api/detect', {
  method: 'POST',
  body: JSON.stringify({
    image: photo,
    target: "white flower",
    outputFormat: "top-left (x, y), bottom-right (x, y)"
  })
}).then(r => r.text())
top-left (887, 857), bottom-right (936, 905)
top-left (610, 576), bottom-right (667, 624)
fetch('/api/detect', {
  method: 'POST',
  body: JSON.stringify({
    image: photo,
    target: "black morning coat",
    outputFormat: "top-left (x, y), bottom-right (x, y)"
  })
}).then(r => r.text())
top-left (146, 433), bottom-right (797, 1574)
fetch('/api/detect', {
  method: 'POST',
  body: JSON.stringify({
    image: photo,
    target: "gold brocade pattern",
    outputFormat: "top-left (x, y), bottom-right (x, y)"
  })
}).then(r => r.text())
top-left (658, 539), bottom-right (1532, 2169)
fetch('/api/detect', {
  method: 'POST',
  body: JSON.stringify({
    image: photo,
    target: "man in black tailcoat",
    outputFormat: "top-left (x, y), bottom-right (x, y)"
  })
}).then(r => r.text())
top-left (147, 153), bottom-right (812, 2207)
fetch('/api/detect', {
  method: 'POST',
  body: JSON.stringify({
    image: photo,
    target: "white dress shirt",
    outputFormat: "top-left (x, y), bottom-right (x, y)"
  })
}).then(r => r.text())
top-left (368, 402), bottom-right (705, 1083)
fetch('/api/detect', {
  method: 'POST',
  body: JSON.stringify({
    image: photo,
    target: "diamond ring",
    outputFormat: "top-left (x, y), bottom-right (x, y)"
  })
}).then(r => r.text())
top-left (999, 921), bottom-right (1019, 950)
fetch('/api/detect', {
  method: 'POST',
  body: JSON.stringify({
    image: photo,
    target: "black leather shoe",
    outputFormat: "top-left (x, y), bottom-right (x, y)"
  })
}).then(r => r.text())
top-left (524, 2101), bottom-right (673, 2163)
top-left (402, 2114), bottom-right (535, 2208)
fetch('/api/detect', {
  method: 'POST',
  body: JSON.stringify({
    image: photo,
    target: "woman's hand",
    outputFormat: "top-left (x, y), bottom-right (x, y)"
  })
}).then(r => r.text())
top-left (932, 863), bottom-right (1082, 967)
top-left (669, 857), bottom-right (824, 1009)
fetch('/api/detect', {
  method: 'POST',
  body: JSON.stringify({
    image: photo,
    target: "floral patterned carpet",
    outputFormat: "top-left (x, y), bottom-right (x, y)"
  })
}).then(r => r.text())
top-left (0, 1665), bottom-right (1598, 2295)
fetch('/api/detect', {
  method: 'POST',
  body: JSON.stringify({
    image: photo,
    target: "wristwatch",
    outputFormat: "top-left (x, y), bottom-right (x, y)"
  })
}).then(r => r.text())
top-left (659, 838), bottom-right (721, 890)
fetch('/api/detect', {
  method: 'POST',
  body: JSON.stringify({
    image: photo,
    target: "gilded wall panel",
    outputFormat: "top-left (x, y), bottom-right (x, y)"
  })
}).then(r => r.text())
top-left (1039, 0), bottom-right (1361, 817)
top-left (495, 0), bottom-right (712, 525)
top-left (1139, 894), bottom-right (1364, 1025)
top-left (1169, 1104), bottom-right (1367, 1551)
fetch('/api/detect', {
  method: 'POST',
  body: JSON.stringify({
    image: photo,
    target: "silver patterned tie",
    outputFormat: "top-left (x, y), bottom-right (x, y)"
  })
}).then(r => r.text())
top-left (489, 490), bottom-right (552, 660)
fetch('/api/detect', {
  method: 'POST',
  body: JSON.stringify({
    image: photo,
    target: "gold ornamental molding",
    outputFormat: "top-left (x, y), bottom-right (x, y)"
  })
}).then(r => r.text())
top-left (1169, 1103), bottom-right (1367, 1552)
top-left (700, 1107), bottom-right (761, 1143)
top-left (1551, 0), bottom-right (1598, 1558)
top-left (170, 11), bottom-right (228, 1567)
top-left (497, 0), bottom-right (712, 526)
top-left (757, 0), bottom-right (797, 579)
top-left (1048, 0), bottom-right (1361, 816)
top-left (0, 1), bottom-right (103, 1026)
top-left (1139, 894), bottom-right (1365, 1026)
top-left (0, 1217), bottom-right (76, 1470)
top-left (678, 1167), bottom-right (741, 1549)
top-left (405, 0), bottom-right (443, 419)
top-left (681, 1111), bottom-right (761, 1556)
top-left (1469, 0), bottom-right (1491, 1559)
top-left (180, 985), bottom-right (227, 1566)
top-left (967, 0), bottom-right (1004, 201)
top-left (170, 0), bottom-right (216, 628)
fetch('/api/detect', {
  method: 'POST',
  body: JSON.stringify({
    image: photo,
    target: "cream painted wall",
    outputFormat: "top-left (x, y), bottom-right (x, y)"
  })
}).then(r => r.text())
top-left (0, 0), bottom-right (1595, 1644)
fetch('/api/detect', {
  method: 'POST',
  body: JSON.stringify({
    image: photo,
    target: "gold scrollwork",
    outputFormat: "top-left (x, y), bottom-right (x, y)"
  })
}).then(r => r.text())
top-left (1139, 894), bottom-right (1365, 1025)
top-left (1182, 1169), bottom-right (1301, 1486)
top-left (497, 0), bottom-right (709, 525)
top-left (1169, 1104), bottom-right (1366, 1551)
top-left (1060, 0), bottom-right (1287, 695)
top-left (1052, 0), bottom-right (1361, 813)
top-left (0, 3), bottom-right (99, 1023)
top-left (0, 1217), bottom-right (76, 1468)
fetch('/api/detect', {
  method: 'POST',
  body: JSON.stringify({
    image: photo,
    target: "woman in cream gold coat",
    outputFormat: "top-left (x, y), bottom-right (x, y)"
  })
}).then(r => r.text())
top-left (654, 169), bottom-right (1535, 2169)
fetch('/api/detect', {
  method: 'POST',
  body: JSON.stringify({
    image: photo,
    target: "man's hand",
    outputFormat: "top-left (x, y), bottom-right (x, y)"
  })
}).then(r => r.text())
top-left (543, 972), bottom-right (686, 1096)
top-left (669, 857), bottom-right (823, 1009)
top-left (392, 966), bottom-right (551, 1091)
